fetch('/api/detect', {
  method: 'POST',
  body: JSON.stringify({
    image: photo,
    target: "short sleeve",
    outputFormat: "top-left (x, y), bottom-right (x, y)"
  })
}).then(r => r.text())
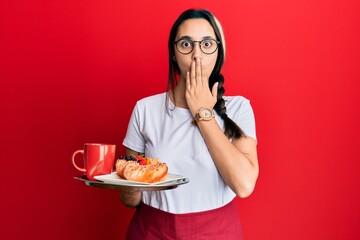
top-left (122, 102), bottom-right (146, 153)
top-left (227, 97), bottom-right (257, 141)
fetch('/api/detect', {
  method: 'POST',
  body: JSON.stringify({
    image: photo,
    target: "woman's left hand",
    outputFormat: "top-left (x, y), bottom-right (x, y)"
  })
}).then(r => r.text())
top-left (185, 57), bottom-right (218, 116)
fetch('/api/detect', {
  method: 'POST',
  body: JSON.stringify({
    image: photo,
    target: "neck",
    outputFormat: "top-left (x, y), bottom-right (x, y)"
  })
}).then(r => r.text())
top-left (170, 78), bottom-right (188, 108)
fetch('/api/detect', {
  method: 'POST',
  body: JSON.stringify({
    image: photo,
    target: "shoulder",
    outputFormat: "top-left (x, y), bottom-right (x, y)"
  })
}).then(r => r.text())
top-left (223, 96), bottom-right (252, 109)
top-left (135, 92), bottom-right (167, 108)
top-left (223, 95), bottom-right (255, 118)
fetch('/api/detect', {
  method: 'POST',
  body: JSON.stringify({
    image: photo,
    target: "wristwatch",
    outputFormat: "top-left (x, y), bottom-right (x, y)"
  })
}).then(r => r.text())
top-left (195, 107), bottom-right (215, 121)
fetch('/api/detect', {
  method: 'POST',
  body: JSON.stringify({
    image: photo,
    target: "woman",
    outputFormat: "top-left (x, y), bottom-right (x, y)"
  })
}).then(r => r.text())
top-left (120, 9), bottom-right (258, 239)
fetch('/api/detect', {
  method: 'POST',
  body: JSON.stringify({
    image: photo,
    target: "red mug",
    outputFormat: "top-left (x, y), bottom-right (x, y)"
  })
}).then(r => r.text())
top-left (72, 143), bottom-right (116, 180)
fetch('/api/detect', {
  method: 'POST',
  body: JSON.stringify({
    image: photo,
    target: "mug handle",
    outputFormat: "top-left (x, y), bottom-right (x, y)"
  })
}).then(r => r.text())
top-left (72, 150), bottom-right (86, 172)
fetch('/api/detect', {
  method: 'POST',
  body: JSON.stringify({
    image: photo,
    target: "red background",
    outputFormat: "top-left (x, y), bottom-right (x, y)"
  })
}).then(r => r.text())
top-left (1, 0), bottom-right (359, 239)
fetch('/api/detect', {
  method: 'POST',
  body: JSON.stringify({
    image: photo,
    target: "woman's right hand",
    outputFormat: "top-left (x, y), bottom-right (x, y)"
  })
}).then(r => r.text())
top-left (119, 191), bottom-right (141, 208)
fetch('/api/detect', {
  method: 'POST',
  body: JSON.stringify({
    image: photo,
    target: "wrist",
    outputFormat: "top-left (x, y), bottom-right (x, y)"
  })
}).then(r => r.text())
top-left (194, 107), bottom-right (214, 121)
top-left (125, 203), bottom-right (141, 208)
top-left (119, 191), bottom-right (141, 208)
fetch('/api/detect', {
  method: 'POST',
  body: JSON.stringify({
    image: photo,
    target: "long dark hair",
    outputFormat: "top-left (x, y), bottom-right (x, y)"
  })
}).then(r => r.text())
top-left (167, 9), bottom-right (245, 139)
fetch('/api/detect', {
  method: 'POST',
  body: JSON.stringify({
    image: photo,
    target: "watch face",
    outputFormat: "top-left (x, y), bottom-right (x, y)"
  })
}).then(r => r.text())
top-left (199, 108), bottom-right (213, 120)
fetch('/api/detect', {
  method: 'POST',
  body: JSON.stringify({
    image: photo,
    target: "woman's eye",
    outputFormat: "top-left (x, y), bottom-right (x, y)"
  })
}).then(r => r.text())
top-left (202, 41), bottom-right (212, 48)
top-left (181, 41), bottom-right (192, 48)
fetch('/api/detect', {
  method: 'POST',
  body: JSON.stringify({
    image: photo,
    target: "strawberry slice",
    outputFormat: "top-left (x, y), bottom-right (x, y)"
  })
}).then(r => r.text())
top-left (134, 155), bottom-right (146, 161)
top-left (138, 159), bottom-right (147, 165)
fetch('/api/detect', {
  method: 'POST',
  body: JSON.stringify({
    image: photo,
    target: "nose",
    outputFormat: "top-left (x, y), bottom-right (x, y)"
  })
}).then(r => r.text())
top-left (192, 41), bottom-right (202, 60)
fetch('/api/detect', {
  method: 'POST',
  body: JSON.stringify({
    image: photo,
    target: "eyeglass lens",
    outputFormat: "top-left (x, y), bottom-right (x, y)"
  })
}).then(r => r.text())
top-left (176, 39), bottom-right (219, 54)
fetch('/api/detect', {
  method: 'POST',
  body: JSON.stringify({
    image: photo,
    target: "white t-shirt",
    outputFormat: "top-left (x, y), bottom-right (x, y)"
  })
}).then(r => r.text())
top-left (123, 92), bottom-right (256, 214)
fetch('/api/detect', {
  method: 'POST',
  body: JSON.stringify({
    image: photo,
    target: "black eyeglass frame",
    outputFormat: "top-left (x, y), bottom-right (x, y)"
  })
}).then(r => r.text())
top-left (174, 38), bottom-right (221, 55)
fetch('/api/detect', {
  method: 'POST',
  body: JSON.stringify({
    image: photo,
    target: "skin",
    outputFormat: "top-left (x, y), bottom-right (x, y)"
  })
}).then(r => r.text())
top-left (120, 18), bottom-right (259, 207)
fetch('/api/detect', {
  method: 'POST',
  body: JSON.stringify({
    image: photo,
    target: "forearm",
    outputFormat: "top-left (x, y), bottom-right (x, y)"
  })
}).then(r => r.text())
top-left (197, 118), bottom-right (259, 198)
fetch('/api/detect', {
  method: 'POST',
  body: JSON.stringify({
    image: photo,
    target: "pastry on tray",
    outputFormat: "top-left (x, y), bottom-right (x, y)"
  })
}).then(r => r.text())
top-left (115, 155), bottom-right (168, 183)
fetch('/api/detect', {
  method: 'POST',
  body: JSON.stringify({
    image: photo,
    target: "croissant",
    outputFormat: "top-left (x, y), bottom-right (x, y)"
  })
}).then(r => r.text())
top-left (115, 157), bottom-right (168, 183)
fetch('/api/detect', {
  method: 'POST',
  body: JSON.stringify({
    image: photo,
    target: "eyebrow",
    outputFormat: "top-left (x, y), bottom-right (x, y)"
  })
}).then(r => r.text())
top-left (177, 35), bottom-right (215, 41)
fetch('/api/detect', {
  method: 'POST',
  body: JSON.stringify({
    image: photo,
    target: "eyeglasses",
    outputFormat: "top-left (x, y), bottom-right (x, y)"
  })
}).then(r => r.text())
top-left (174, 38), bottom-right (221, 55)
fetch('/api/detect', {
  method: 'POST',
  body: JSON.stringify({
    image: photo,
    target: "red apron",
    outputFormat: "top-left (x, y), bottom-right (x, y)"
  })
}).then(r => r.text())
top-left (126, 199), bottom-right (243, 240)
